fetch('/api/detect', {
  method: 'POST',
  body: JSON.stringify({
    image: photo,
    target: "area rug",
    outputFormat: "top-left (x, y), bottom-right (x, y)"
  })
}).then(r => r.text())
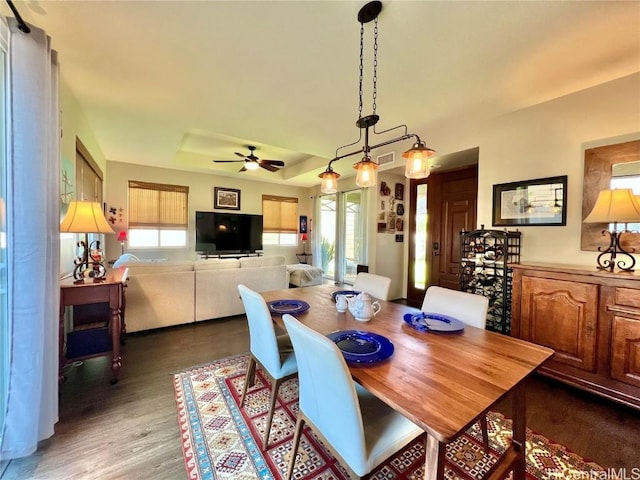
top-left (173, 353), bottom-right (607, 480)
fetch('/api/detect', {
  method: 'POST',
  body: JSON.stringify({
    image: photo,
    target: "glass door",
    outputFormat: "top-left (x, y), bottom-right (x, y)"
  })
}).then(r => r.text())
top-left (407, 181), bottom-right (428, 305)
top-left (317, 189), bottom-right (367, 285)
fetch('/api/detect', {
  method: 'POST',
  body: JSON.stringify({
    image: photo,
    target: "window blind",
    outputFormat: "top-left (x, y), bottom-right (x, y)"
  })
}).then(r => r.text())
top-left (128, 181), bottom-right (189, 228)
top-left (262, 195), bottom-right (298, 233)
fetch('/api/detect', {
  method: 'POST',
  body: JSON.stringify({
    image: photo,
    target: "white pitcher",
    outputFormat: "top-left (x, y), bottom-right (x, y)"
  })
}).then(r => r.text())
top-left (346, 292), bottom-right (381, 322)
top-left (335, 294), bottom-right (348, 313)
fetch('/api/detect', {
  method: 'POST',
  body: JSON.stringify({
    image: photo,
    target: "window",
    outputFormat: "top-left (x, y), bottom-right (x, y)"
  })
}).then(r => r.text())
top-left (262, 195), bottom-right (298, 246)
top-left (128, 181), bottom-right (189, 248)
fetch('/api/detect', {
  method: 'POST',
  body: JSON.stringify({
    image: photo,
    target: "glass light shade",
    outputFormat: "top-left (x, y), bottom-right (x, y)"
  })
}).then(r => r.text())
top-left (583, 188), bottom-right (640, 224)
top-left (117, 230), bottom-right (128, 242)
top-left (245, 161), bottom-right (260, 170)
top-left (60, 200), bottom-right (115, 234)
top-left (403, 141), bottom-right (435, 179)
top-left (300, 233), bottom-right (308, 241)
top-left (354, 158), bottom-right (378, 188)
top-left (319, 169), bottom-right (340, 194)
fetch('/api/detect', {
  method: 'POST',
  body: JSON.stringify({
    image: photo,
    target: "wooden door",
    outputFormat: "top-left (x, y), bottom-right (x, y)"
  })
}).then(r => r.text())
top-left (407, 166), bottom-right (477, 306)
top-left (520, 276), bottom-right (598, 372)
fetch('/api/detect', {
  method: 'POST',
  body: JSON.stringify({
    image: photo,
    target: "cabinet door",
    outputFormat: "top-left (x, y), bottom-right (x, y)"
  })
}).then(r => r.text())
top-left (611, 316), bottom-right (640, 388)
top-left (521, 277), bottom-right (598, 372)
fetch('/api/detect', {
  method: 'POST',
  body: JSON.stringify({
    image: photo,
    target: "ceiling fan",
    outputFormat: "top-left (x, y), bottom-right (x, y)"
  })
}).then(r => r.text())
top-left (212, 145), bottom-right (285, 172)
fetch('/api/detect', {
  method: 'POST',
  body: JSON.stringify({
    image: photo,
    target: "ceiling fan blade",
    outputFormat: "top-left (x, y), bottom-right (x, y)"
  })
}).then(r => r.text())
top-left (260, 159), bottom-right (285, 167)
top-left (238, 166), bottom-right (247, 172)
top-left (259, 163), bottom-right (279, 172)
top-left (213, 159), bottom-right (244, 163)
top-left (234, 152), bottom-right (247, 159)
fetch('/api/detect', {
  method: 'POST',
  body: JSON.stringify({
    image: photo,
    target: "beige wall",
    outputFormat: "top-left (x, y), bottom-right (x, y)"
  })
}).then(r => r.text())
top-left (59, 79), bottom-right (108, 276)
top-left (105, 161), bottom-right (312, 263)
top-left (380, 73), bottom-right (639, 278)
top-left (60, 73), bottom-right (640, 292)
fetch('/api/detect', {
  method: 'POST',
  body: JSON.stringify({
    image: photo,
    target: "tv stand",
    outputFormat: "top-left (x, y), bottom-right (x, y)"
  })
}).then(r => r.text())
top-left (199, 252), bottom-right (263, 260)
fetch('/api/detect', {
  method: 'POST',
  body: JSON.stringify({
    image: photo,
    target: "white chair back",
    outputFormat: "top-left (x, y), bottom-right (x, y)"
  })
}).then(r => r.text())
top-left (353, 272), bottom-right (392, 300)
top-left (421, 285), bottom-right (488, 328)
top-left (238, 284), bottom-right (290, 378)
top-left (282, 314), bottom-right (367, 471)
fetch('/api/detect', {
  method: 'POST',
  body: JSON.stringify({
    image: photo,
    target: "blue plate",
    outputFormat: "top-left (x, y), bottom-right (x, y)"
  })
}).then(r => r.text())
top-left (326, 330), bottom-right (394, 364)
top-left (331, 290), bottom-right (361, 301)
top-left (403, 312), bottom-right (465, 333)
top-left (268, 299), bottom-right (310, 315)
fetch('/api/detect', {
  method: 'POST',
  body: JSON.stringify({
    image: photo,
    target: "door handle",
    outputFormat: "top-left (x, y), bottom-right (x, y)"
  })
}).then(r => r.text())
top-left (433, 242), bottom-right (440, 256)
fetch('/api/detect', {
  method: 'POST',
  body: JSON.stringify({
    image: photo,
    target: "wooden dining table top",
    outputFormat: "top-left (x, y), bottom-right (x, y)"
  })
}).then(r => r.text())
top-left (262, 284), bottom-right (554, 444)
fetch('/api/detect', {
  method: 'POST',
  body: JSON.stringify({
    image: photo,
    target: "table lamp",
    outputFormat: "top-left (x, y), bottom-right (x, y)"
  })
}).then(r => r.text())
top-left (60, 200), bottom-right (115, 283)
top-left (117, 230), bottom-right (128, 255)
top-left (583, 188), bottom-right (640, 272)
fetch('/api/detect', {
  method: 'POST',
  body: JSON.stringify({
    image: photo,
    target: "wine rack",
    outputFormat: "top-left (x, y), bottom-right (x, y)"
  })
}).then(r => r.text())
top-left (459, 227), bottom-right (521, 334)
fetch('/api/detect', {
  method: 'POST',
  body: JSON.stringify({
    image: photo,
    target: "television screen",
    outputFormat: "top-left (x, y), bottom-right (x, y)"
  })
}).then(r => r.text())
top-left (195, 211), bottom-right (263, 253)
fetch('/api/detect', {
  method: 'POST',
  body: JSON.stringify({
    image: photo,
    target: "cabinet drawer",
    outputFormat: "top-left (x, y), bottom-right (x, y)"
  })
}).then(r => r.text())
top-left (615, 288), bottom-right (640, 311)
top-left (611, 315), bottom-right (640, 388)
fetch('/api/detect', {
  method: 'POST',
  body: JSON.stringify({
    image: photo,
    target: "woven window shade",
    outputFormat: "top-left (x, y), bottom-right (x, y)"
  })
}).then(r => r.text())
top-left (263, 195), bottom-right (298, 233)
top-left (128, 181), bottom-right (189, 228)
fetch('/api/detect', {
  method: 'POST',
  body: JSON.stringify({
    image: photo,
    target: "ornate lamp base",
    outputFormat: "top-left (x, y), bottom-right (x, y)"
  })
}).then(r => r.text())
top-left (595, 230), bottom-right (637, 272)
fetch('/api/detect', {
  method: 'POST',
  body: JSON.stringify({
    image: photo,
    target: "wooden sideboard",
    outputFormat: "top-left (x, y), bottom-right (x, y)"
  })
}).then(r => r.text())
top-left (511, 262), bottom-right (640, 410)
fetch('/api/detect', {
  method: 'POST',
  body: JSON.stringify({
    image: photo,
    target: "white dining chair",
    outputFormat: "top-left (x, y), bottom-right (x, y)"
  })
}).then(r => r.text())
top-left (421, 285), bottom-right (490, 450)
top-left (282, 313), bottom-right (423, 480)
top-left (352, 272), bottom-right (392, 300)
top-left (238, 284), bottom-right (298, 450)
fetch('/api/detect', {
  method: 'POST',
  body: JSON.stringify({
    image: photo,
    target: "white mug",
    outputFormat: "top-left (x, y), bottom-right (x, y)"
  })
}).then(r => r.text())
top-left (335, 294), bottom-right (348, 312)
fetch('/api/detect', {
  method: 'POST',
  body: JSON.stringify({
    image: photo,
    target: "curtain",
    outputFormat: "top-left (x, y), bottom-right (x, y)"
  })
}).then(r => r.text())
top-left (1, 18), bottom-right (59, 460)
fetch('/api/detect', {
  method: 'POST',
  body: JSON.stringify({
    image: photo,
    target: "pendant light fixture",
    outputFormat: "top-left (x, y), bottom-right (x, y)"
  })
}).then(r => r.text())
top-left (319, 1), bottom-right (435, 194)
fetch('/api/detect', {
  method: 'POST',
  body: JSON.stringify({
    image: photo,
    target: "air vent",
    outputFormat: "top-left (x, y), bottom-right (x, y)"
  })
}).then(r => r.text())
top-left (377, 152), bottom-right (395, 166)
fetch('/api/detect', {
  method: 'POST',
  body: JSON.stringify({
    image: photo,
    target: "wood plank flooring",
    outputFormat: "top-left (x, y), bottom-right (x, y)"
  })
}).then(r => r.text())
top-left (2, 315), bottom-right (639, 479)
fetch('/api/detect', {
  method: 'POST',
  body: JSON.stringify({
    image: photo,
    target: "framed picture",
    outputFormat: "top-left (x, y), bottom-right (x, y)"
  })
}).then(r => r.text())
top-left (299, 215), bottom-right (308, 233)
top-left (214, 187), bottom-right (241, 210)
top-left (492, 175), bottom-right (567, 226)
top-left (395, 183), bottom-right (404, 200)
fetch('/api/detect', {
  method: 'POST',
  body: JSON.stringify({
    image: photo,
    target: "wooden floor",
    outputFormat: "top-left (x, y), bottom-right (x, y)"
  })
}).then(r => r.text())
top-left (2, 315), bottom-right (639, 479)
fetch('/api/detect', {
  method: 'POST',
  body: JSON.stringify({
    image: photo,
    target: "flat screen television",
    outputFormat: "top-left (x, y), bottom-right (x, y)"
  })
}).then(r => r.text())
top-left (195, 211), bottom-right (263, 253)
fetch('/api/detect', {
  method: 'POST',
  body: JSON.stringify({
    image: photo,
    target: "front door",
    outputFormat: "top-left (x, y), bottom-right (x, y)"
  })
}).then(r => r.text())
top-left (407, 166), bottom-right (478, 307)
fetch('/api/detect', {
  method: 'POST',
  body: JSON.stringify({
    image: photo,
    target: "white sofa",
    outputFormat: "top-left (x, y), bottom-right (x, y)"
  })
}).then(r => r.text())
top-left (119, 255), bottom-right (288, 332)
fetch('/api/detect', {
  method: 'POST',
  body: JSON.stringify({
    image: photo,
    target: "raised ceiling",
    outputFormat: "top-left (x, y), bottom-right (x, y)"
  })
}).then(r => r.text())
top-left (4, 1), bottom-right (639, 186)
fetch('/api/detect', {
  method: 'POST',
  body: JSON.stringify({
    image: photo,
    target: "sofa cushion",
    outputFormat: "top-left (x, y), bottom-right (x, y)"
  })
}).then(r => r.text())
top-left (194, 258), bottom-right (240, 271)
top-left (122, 261), bottom-right (194, 275)
top-left (239, 255), bottom-right (285, 268)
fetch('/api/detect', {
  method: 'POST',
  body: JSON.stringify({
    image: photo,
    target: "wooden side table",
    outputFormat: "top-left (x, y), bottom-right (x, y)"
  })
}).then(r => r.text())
top-left (59, 267), bottom-right (128, 384)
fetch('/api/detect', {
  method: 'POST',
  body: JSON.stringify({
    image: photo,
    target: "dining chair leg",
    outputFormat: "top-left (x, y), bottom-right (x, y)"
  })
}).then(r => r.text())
top-left (240, 356), bottom-right (257, 408)
top-left (263, 377), bottom-right (282, 450)
top-left (286, 417), bottom-right (305, 480)
top-left (480, 416), bottom-right (489, 452)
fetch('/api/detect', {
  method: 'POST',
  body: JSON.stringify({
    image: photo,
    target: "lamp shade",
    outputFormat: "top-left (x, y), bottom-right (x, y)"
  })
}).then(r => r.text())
top-left (60, 200), bottom-right (115, 234)
top-left (319, 169), bottom-right (340, 194)
top-left (117, 230), bottom-right (128, 242)
top-left (403, 141), bottom-right (435, 179)
top-left (583, 189), bottom-right (640, 224)
top-left (300, 233), bottom-right (308, 242)
top-left (353, 157), bottom-right (378, 188)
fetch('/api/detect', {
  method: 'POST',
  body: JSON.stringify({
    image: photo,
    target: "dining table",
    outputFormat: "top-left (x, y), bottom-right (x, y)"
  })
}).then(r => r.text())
top-left (261, 283), bottom-right (554, 480)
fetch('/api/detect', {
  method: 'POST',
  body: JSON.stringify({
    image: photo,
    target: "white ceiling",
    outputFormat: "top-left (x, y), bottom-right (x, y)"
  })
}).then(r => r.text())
top-left (4, 1), bottom-right (639, 187)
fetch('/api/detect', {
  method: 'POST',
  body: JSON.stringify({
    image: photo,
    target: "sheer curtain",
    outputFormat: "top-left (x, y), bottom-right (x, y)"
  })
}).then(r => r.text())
top-left (1, 18), bottom-right (59, 460)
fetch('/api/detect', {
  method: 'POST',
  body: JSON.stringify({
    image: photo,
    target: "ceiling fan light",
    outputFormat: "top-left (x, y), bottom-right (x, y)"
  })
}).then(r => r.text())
top-left (245, 161), bottom-right (260, 170)
top-left (403, 141), bottom-right (435, 179)
top-left (354, 156), bottom-right (378, 188)
top-left (319, 167), bottom-right (341, 194)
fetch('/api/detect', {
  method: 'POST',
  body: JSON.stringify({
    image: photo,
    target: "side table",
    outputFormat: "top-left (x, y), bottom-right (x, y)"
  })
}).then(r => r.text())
top-left (295, 253), bottom-right (312, 264)
top-left (59, 267), bottom-right (128, 384)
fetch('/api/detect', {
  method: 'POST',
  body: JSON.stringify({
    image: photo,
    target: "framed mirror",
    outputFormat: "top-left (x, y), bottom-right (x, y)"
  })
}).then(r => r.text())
top-left (581, 139), bottom-right (640, 251)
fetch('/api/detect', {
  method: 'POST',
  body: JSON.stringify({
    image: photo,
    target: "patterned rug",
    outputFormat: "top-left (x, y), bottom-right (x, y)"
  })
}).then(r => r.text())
top-left (173, 353), bottom-right (607, 480)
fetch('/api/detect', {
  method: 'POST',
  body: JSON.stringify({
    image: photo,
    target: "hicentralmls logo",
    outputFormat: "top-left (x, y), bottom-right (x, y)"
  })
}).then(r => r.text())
top-left (549, 468), bottom-right (640, 480)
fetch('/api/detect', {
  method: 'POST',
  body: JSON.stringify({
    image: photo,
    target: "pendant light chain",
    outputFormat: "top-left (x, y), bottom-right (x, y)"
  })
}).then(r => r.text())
top-left (358, 22), bottom-right (364, 121)
top-left (372, 17), bottom-right (378, 115)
